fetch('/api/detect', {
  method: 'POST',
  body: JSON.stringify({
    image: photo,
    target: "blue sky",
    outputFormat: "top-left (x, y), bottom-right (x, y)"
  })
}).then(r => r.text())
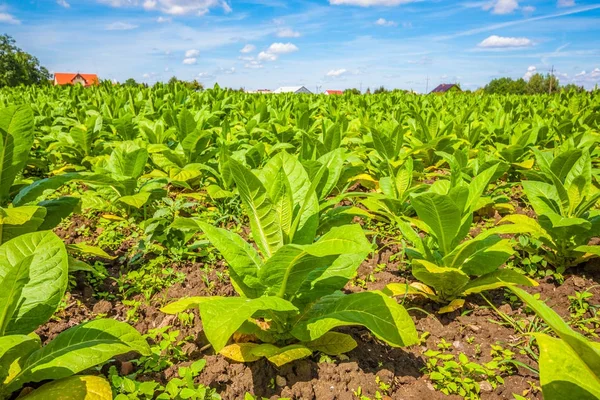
top-left (1, 0), bottom-right (599, 91)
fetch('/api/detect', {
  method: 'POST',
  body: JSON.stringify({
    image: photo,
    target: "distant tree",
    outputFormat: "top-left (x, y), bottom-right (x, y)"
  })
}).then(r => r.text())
top-left (124, 78), bottom-right (138, 87)
top-left (186, 80), bottom-right (204, 91)
top-left (373, 86), bottom-right (388, 94)
top-left (484, 77), bottom-right (527, 95)
top-left (344, 88), bottom-right (361, 95)
top-left (168, 76), bottom-right (179, 85)
top-left (365, 87), bottom-right (371, 95)
top-left (526, 73), bottom-right (559, 94)
top-left (561, 83), bottom-right (584, 93)
top-left (0, 34), bottom-right (50, 87)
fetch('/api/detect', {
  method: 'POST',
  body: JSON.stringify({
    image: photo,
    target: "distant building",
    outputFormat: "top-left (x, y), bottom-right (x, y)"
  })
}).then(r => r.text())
top-left (324, 90), bottom-right (343, 95)
top-left (272, 86), bottom-right (312, 94)
top-left (54, 73), bottom-right (99, 87)
top-left (430, 83), bottom-right (461, 94)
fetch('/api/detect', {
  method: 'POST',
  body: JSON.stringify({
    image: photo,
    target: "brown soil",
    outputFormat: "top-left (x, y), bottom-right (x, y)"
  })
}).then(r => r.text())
top-left (34, 213), bottom-right (600, 400)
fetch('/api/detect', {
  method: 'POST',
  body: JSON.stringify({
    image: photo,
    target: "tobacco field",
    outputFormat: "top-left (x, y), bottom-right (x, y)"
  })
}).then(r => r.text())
top-left (0, 83), bottom-right (599, 400)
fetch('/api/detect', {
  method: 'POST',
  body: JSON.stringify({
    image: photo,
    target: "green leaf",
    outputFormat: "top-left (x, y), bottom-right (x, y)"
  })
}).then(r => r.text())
top-left (412, 259), bottom-right (470, 301)
top-left (509, 287), bottom-right (600, 380)
top-left (411, 192), bottom-right (462, 255)
top-left (0, 254), bottom-right (34, 335)
top-left (198, 296), bottom-right (298, 352)
top-left (118, 192), bottom-right (151, 209)
top-left (6, 319), bottom-right (151, 393)
top-left (195, 221), bottom-right (264, 297)
top-left (67, 243), bottom-right (116, 260)
top-left (106, 142), bottom-right (148, 181)
top-left (0, 105), bottom-right (35, 205)
top-left (160, 297), bottom-right (213, 314)
top-left (533, 334), bottom-right (600, 400)
top-left (291, 291), bottom-right (418, 348)
top-left (0, 335), bottom-right (40, 384)
top-left (0, 231), bottom-right (68, 335)
top-left (260, 152), bottom-right (319, 244)
top-left (37, 197), bottom-right (80, 231)
top-left (259, 224), bottom-right (371, 299)
top-left (19, 375), bottom-right (113, 400)
top-left (0, 206), bottom-right (46, 245)
top-left (444, 236), bottom-right (514, 276)
top-left (463, 269), bottom-right (538, 295)
top-left (229, 158), bottom-right (282, 257)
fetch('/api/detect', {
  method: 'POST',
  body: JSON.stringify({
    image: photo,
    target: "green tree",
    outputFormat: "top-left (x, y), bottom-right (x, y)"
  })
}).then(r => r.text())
top-left (0, 34), bottom-right (50, 87)
top-left (123, 78), bottom-right (138, 87)
top-left (526, 73), bottom-right (560, 94)
top-left (344, 88), bottom-right (361, 95)
top-left (484, 77), bottom-right (527, 94)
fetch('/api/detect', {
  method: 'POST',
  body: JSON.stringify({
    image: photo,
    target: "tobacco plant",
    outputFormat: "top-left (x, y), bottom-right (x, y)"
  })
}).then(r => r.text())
top-left (163, 154), bottom-right (418, 365)
top-left (0, 231), bottom-right (150, 399)
top-left (509, 287), bottom-right (600, 400)
top-left (385, 165), bottom-right (536, 311)
top-left (504, 148), bottom-right (600, 272)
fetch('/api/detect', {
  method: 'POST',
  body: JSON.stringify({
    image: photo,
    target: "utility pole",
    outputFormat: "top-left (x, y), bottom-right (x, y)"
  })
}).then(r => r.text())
top-left (360, 82), bottom-right (363, 93)
top-left (549, 65), bottom-right (555, 95)
top-left (425, 76), bottom-right (429, 94)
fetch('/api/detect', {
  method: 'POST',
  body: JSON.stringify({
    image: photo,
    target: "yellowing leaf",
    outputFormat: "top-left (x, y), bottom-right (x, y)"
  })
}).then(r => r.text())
top-left (100, 214), bottom-right (125, 221)
top-left (305, 332), bottom-right (357, 355)
top-left (220, 343), bottom-right (262, 363)
top-left (20, 375), bottom-right (112, 400)
top-left (438, 299), bottom-right (465, 314)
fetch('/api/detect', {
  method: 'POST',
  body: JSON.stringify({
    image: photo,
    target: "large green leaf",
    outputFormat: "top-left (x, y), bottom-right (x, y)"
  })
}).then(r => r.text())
top-left (258, 224), bottom-right (371, 299)
top-left (37, 197), bottom-right (81, 231)
top-left (106, 142), bottom-right (148, 180)
top-left (194, 220), bottom-right (264, 297)
top-left (462, 269), bottom-right (537, 295)
top-left (0, 335), bottom-right (40, 385)
top-left (533, 334), bottom-right (600, 400)
top-left (229, 158), bottom-right (282, 257)
top-left (443, 235), bottom-right (514, 275)
top-left (0, 231), bottom-right (68, 335)
top-left (291, 291), bottom-right (418, 348)
top-left (0, 106), bottom-right (34, 205)
top-left (0, 254), bottom-right (34, 335)
top-left (509, 287), bottom-right (600, 380)
top-left (411, 192), bottom-right (462, 255)
top-left (0, 206), bottom-right (46, 245)
top-left (198, 296), bottom-right (298, 352)
top-left (260, 152), bottom-right (319, 244)
top-left (5, 319), bottom-right (151, 393)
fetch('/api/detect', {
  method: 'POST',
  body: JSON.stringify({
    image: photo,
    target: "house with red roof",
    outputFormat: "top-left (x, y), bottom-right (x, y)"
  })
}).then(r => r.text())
top-left (53, 73), bottom-right (100, 87)
top-left (324, 90), bottom-right (343, 95)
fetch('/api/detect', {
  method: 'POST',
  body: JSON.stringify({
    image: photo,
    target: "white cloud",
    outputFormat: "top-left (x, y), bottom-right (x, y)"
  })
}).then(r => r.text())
top-left (57, 0), bottom-right (71, 8)
top-left (240, 44), bottom-right (256, 53)
top-left (0, 12), bottom-right (20, 24)
top-left (183, 57), bottom-right (197, 64)
top-left (277, 27), bottom-right (301, 37)
top-left (266, 42), bottom-right (298, 54)
top-left (326, 68), bottom-right (347, 77)
top-left (592, 68), bottom-right (600, 78)
top-left (258, 51), bottom-right (278, 61)
top-left (575, 70), bottom-right (586, 77)
top-left (375, 18), bottom-right (397, 26)
top-left (558, 0), bottom-right (575, 6)
top-left (524, 65), bottom-right (537, 80)
top-left (330, 0), bottom-right (418, 6)
top-left (156, 16), bottom-right (171, 22)
top-left (483, 0), bottom-right (519, 14)
top-left (478, 35), bottom-right (533, 48)
top-left (97, 0), bottom-right (231, 15)
top-left (105, 21), bottom-right (139, 30)
top-left (258, 42), bottom-right (299, 61)
top-left (521, 5), bottom-right (535, 13)
top-left (185, 49), bottom-right (200, 57)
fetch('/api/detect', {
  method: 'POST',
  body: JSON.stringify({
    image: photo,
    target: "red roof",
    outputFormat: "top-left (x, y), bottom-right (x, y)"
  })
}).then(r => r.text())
top-left (54, 73), bottom-right (99, 86)
top-left (325, 90), bottom-right (343, 95)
